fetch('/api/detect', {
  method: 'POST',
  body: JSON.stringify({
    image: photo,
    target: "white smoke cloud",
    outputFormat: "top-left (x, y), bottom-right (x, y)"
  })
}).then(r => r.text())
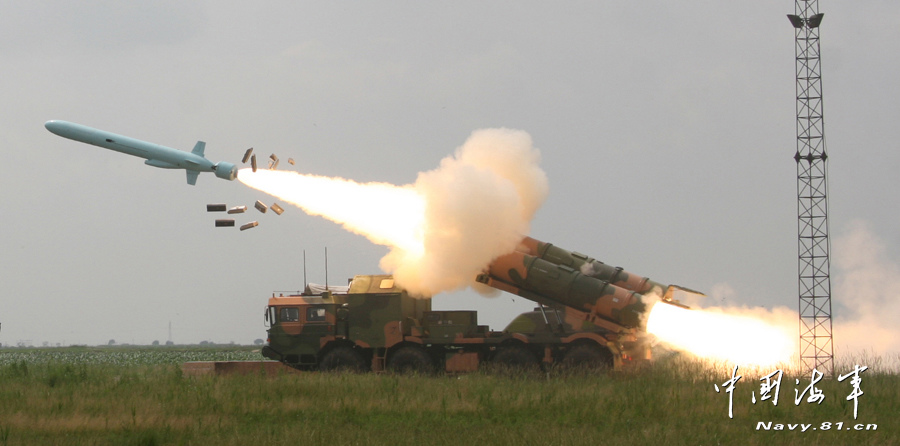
top-left (832, 219), bottom-right (900, 359)
top-left (239, 128), bottom-right (548, 297)
top-left (383, 128), bottom-right (548, 296)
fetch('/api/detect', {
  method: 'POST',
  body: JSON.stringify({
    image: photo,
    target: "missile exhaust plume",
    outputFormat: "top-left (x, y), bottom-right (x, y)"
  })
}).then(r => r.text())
top-left (238, 128), bottom-right (548, 296)
top-left (646, 300), bottom-right (796, 367)
top-left (645, 221), bottom-right (900, 370)
top-left (240, 171), bottom-right (426, 253)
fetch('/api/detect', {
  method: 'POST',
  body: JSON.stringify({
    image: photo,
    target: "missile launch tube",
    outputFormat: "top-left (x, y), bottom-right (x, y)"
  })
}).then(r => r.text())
top-left (483, 251), bottom-right (646, 329)
top-left (516, 237), bottom-right (667, 298)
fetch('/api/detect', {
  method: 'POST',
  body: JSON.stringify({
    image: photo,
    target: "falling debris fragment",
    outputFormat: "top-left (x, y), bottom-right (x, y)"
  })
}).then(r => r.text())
top-left (206, 204), bottom-right (227, 212)
top-left (251, 154), bottom-right (257, 172)
top-left (240, 221), bottom-right (259, 231)
top-left (270, 203), bottom-right (284, 215)
top-left (254, 200), bottom-right (268, 213)
top-left (288, 158), bottom-right (295, 165)
top-left (215, 219), bottom-right (235, 227)
top-left (242, 148), bottom-right (254, 163)
top-left (227, 205), bottom-right (247, 214)
top-left (268, 154), bottom-right (279, 170)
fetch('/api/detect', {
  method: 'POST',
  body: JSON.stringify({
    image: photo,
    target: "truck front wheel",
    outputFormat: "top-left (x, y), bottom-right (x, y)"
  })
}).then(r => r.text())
top-left (387, 346), bottom-right (434, 374)
top-left (319, 347), bottom-right (367, 372)
top-left (561, 344), bottom-right (613, 370)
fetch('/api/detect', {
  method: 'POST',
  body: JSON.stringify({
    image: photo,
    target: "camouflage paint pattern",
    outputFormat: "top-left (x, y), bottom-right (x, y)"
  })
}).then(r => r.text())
top-left (262, 232), bottom-right (693, 372)
top-left (516, 236), bottom-right (667, 297)
top-left (262, 275), bottom-right (431, 368)
top-left (484, 250), bottom-right (647, 329)
top-left (263, 272), bottom-right (650, 371)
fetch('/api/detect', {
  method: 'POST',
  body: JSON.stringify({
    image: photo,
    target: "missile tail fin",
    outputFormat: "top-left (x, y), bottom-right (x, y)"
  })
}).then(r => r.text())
top-left (191, 141), bottom-right (206, 157)
top-left (186, 170), bottom-right (199, 185)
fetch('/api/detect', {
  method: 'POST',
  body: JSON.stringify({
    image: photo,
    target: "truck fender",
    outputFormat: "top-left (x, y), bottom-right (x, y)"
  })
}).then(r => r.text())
top-left (560, 332), bottom-right (607, 346)
top-left (318, 335), bottom-right (337, 349)
top-left (510, 332), bottom-right (531, 344)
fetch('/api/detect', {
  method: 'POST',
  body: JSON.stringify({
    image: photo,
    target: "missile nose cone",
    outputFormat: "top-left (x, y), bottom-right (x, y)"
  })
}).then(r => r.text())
top-left (45, 120), bottom-right (94, 144)
top-left (45, 120), bottom-right (66, 136)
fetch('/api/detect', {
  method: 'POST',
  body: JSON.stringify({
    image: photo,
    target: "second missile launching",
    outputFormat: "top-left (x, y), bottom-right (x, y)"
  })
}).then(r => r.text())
top-left (45, 120), bottom-right (238, 185)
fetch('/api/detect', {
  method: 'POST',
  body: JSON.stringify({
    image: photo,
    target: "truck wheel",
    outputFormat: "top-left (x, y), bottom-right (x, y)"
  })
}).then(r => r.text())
top-left (562, 344), bottom-right (613, 370)
top-left (388, 346), bottom-right (434, 374)
top-left (319, 347), bottom-right (367, 372)
top-left (492, 345), bottom-right (539, 370)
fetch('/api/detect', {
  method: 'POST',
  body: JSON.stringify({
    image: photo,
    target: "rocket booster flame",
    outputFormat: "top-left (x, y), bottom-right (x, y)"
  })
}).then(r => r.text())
top-left (237, 170), bottom-right (427, 257)
top-left (646, 301), bottom-right (795, 367)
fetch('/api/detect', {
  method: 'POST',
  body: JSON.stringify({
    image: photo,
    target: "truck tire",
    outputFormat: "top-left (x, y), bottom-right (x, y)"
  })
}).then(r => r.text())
top-left (561, 344), bottom-right (613, 370)
top-left (492, 345), bottom-right (539, 370)
top-left (319, 346), bottom-right (367, 372)
top-left (387, 346), bottom-right (434, 374)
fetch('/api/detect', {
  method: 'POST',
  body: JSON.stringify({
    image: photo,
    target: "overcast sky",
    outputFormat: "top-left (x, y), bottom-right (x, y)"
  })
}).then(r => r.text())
top-left (1, 1), bottom-right (898, 348)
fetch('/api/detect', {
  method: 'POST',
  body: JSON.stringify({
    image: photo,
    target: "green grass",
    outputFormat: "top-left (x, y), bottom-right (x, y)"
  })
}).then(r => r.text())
top-left (0, 347), bottom-right (896, 445)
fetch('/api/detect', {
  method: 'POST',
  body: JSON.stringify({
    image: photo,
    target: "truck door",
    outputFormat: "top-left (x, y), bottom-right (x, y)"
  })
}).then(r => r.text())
top-left (302, 305), bottom-right (336, 339)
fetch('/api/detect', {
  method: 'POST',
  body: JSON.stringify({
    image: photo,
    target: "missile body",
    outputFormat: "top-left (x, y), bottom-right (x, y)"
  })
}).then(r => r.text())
top-left (45, 120), bottom-right (237, 185)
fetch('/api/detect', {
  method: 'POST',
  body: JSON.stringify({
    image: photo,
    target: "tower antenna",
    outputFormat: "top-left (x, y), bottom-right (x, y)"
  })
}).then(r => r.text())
top-left (788, 1), bottom-right (834, 375)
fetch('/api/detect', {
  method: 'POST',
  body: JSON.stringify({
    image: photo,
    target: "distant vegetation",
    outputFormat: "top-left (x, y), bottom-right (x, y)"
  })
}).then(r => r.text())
top-left (0, 346), bottom-right (896, 445)
top-left (0, 344), bottom-right (260, 367)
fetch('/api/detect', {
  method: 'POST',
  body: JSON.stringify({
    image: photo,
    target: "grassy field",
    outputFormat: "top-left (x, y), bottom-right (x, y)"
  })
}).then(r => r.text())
top-left (0, 346), bottom-right (896, 445)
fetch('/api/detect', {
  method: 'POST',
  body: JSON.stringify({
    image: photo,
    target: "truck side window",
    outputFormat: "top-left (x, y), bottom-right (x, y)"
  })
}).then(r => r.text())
top-left (280, 307), bottom-right (300, 322)
top-left (307, 307), bottom-right (326, 322)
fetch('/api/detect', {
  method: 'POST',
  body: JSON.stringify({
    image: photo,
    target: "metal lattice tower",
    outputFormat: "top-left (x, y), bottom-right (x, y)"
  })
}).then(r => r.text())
top-left (788, 1), bottom-right (833, 376)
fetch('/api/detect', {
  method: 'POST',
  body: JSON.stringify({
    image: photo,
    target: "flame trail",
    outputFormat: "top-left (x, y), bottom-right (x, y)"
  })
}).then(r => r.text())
top-left (646, 301), bottom-right (796, 367)
top-left (237, 171), bottom-right (426, 256)
top-left (238, 128), bottom-right (548, 296)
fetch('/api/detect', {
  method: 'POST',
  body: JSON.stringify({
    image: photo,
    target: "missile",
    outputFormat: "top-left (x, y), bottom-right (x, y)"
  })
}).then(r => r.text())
top-left (45, 120), bottom-right (238, 185)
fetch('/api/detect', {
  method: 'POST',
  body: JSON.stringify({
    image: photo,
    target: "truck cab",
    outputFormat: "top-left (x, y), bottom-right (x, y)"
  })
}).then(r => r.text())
top-left (262, 275), bottom-right (431, 370)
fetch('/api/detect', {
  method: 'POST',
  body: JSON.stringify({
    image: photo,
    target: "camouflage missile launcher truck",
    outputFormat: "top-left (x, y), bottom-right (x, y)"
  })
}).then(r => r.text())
top-left (261, 237), bottom-right (693, 373)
